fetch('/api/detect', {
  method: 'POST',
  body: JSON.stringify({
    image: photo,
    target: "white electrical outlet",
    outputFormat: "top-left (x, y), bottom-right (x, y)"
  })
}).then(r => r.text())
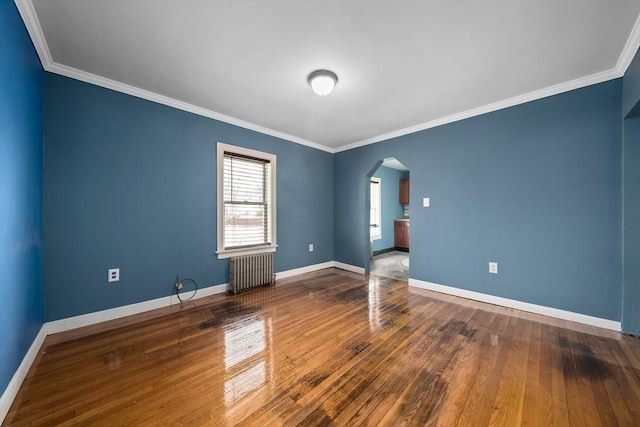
top-left (489, 262), bottom-right (498, 274)
top-left (309, 243), bottom-right (314, 252)
top-left (108, 268), bottom-right (120, 282)
top-left (423, 197), bottom-right (430, 207)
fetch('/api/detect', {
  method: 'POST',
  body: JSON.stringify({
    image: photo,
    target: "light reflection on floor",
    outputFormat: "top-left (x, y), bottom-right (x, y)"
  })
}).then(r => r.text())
top-left (368, 279), bottom-right (381, 332)
top-left (220, 276), bottom-right (412, 419)
top-left (223, 312), bottom-right (273, 410)
top-left (224, 317), bottom-right (266, 369)
top-left (224, 360), bottom-right (266, 405)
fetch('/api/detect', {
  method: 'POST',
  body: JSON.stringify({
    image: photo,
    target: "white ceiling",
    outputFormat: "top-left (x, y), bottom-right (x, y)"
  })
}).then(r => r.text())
top-left (17, 0), bottom-right (640, 153)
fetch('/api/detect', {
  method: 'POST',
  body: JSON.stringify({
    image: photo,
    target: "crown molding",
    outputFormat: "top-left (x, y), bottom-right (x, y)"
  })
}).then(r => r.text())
top-left (335, 12), bottom-right (640, 153)
top-left (334, 68), bottom-right (621, 153)
top-left (14, 0), bottom-right (51, 66)
top-left (13, 1), bottom-right (334, 154)
top-left (16, 0), bottom-right (640, 155)
top-left (616, 12), bottom-right (640, 75)
top-left (46, 62), bottom-right (334, 153)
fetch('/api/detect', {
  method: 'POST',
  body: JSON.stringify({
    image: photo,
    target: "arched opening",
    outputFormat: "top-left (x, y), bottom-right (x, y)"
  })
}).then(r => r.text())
top-left (364, 157), bottom-right (410, 281)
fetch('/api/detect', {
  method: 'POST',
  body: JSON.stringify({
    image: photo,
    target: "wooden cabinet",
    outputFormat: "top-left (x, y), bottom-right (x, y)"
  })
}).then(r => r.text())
top-left (399, 178), bottom-right (409, 205)
top-left (394, 220), bottom-right (409, 250)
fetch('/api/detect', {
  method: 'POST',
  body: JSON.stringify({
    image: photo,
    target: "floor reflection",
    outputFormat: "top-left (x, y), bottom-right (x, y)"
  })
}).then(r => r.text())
top-left (224, 360), bottom-right (266, 405)
top-left (368, 276), bottom-right (410, 334)
top-left (222, 298), bottom-right (274, 414)
top-left (368, 279), bottom-right (381, 332)
top-left (224, 317), bottom-right (266, 369)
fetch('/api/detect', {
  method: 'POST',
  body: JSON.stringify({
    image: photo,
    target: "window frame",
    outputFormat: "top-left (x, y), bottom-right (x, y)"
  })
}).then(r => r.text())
top-left (370, 177), bottom-right (382, 241)
top-left (216, 142), bottom-right (277, 259)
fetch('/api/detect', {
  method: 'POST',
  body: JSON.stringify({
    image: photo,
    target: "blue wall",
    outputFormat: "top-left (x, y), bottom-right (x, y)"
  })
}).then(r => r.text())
top-left (372, 166), bottom-right (405, 252)
top-left (623, 116), bottom-right (640, 333)
top-left (623, 47), bottom-right (640, 334)
top-left (335, 80), bottom-right (622, 321)
top-left (0, 0), bottom-right (44, 396)
top-left (44, 74), bottom-right (334, 321)
top-left (623, 47), bottom-right (640, 118)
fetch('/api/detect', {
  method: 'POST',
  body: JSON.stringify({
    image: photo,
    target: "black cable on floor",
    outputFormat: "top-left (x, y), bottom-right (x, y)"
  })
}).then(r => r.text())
top-left (175, 275), bottom-right (198, 303)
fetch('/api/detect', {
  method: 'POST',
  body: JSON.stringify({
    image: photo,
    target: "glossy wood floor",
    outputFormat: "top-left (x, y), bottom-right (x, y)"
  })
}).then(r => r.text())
top-left (5, 268), bottom-right (640, 426)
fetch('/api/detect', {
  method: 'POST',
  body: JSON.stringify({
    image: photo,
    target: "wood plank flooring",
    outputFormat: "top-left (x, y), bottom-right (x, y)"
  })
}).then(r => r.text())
top-left (5, 268), bottom-right (640, 426)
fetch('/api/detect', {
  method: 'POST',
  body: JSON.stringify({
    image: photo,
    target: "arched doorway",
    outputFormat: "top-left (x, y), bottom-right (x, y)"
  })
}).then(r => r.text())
top-left (364, 157), bottom-right (410, 281)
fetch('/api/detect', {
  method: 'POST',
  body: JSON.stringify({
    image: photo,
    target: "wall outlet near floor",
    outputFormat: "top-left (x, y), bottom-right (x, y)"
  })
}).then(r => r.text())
top-left (423, 197), bottom-right (430, 207)
top-left (489, 262), bottom-right (498, 274)
top-left (309, 243), bottom-right (314, 252)
top-left (108, 268), bottom-right (120, 283)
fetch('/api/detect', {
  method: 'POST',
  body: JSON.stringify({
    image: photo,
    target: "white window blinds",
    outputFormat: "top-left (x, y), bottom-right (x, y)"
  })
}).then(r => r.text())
top-left (223, 152), bottom-right (272, 250)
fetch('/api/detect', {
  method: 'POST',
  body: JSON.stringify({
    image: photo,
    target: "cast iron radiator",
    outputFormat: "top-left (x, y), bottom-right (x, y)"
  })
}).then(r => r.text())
top-left (229, 252), bottom-right (275, 294)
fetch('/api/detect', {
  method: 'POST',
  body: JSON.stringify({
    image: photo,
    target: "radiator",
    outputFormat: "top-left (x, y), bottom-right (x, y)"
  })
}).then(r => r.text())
top-left (229, 252), bottom-right (275, 294)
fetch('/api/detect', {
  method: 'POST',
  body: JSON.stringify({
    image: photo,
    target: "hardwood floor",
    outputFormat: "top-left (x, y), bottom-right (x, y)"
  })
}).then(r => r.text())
top-left (5, 268), bottom-right (640, 426)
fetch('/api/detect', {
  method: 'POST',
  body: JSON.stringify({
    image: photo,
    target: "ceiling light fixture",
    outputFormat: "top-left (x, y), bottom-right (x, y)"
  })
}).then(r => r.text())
top-left (308, 70), bottom-right (338, 96)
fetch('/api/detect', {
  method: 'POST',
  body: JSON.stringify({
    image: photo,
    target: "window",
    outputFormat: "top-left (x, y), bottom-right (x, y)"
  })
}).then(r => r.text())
top-left (370, 177), bottom-right (381, 240)
top-left (217, 143), bottom-right (276, 258)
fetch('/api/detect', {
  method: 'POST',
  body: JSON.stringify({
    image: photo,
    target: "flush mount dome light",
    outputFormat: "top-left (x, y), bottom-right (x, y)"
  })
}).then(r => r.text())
top-left (308, 70), bottom-right (338, 96)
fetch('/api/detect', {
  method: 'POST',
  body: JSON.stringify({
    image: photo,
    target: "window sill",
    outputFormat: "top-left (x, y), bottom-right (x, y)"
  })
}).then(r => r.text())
top-left (216, 245), bottom-right (277, 259)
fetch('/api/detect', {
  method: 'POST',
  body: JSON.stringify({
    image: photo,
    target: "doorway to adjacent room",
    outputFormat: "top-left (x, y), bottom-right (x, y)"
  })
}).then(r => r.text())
top-left (366, 157), bottom-right (410, 281)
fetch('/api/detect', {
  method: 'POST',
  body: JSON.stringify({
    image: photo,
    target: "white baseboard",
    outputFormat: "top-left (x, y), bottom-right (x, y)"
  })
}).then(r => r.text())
top-left (46, 283), bottom-right (228, 335)
top-left (275, 261), bottom-right (335, 280)
top-left (333, 261), bottom-right (366, 275)
top-left (0, 325), bottom-right (47, 424)
top-left (47, 261), bottom-right (364, 335)
top-left (409, 278), bottom-right (621, 331)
